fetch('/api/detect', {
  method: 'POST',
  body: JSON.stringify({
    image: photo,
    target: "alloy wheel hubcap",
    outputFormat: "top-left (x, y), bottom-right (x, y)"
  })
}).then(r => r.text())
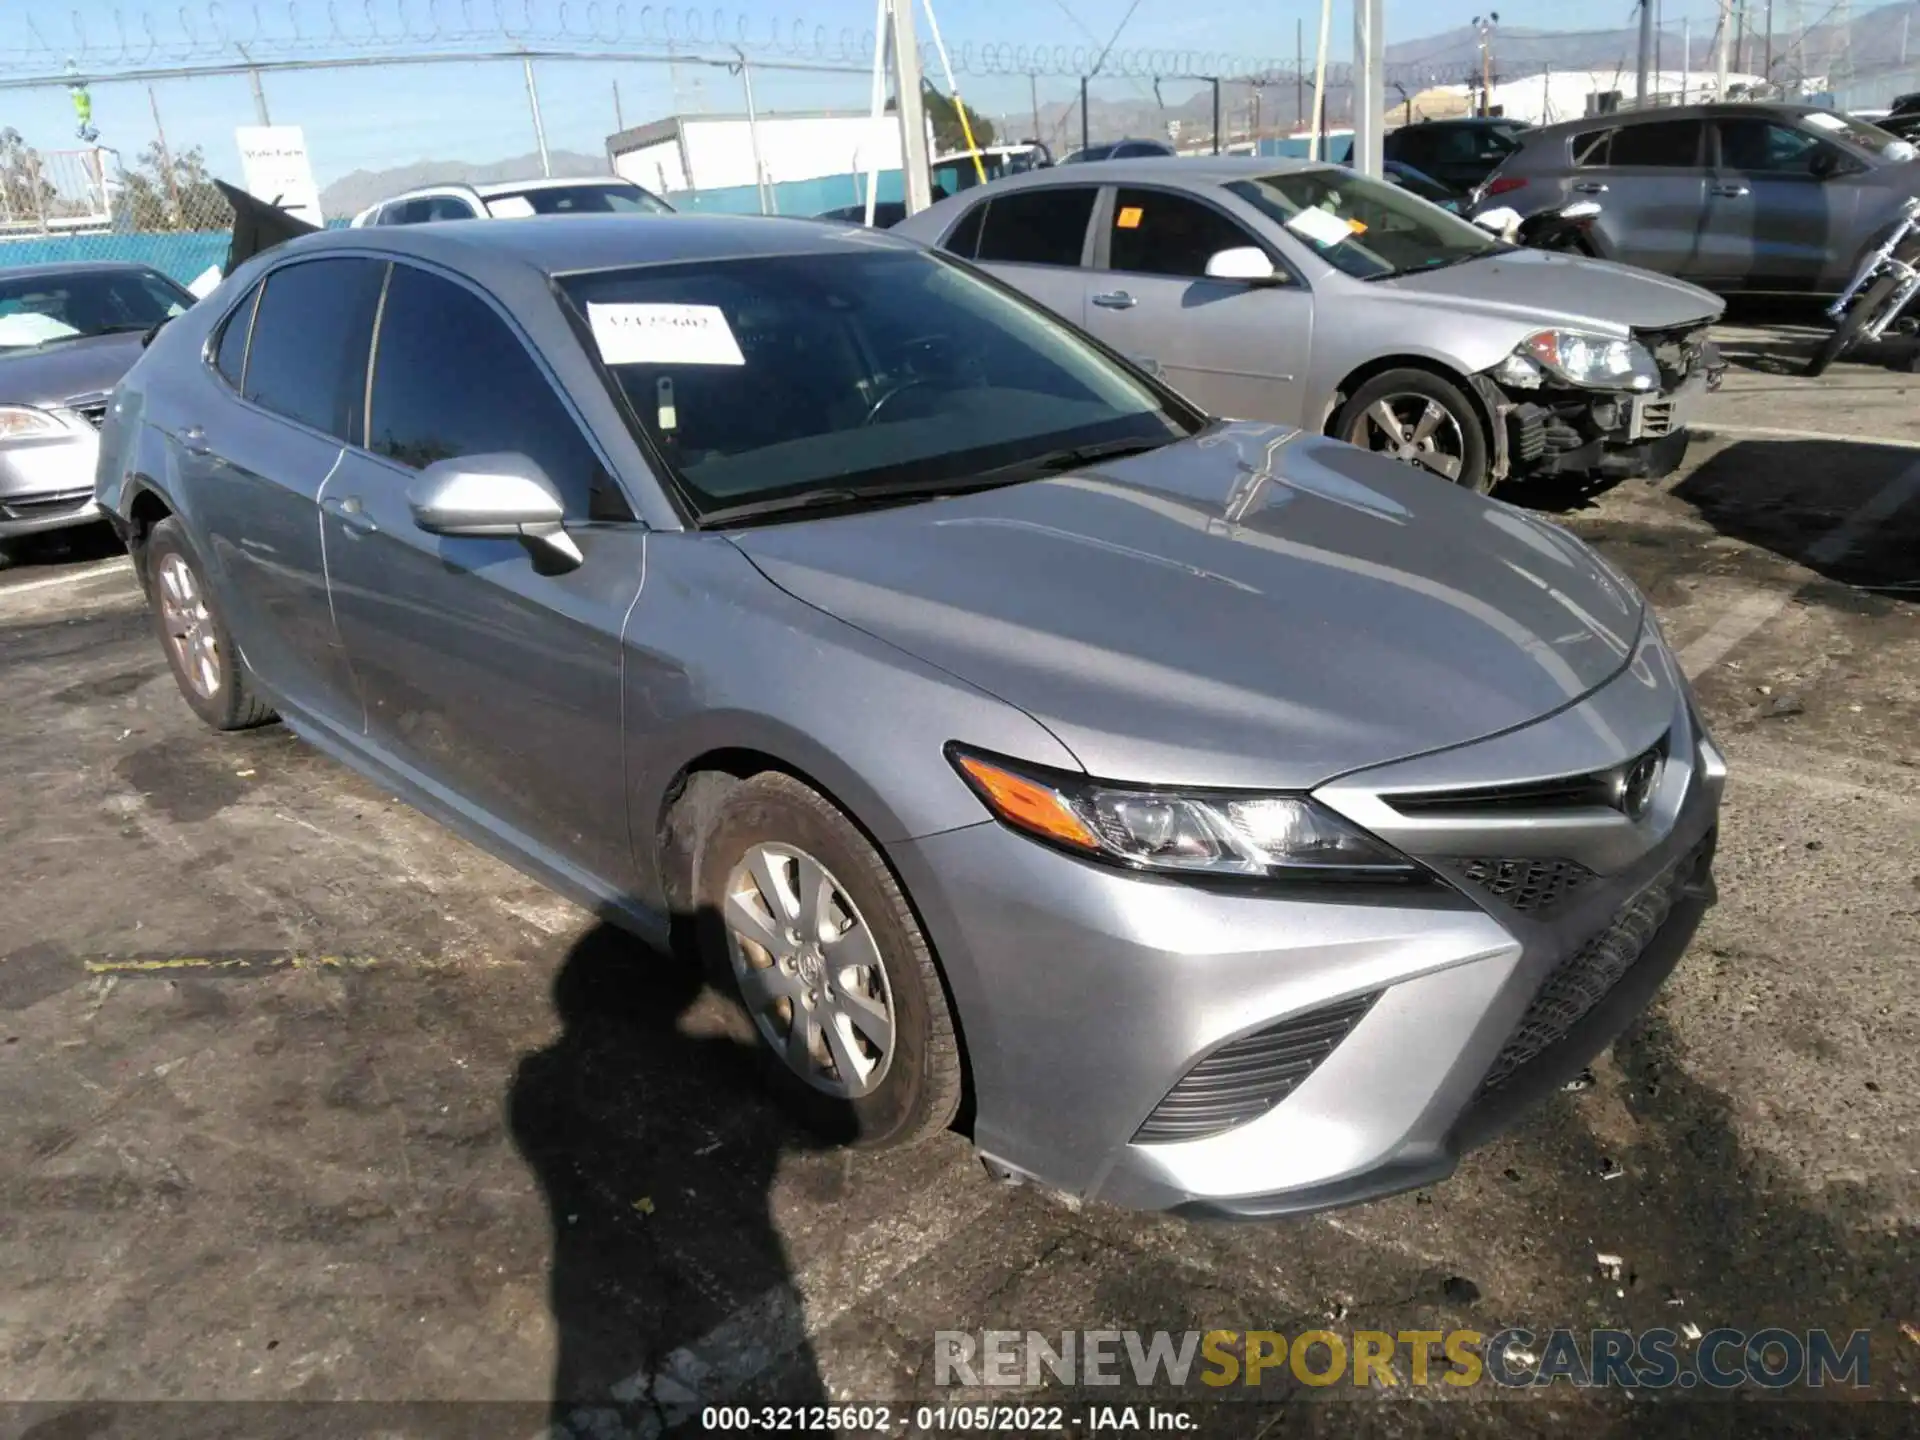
top-left (722, 843), bottom-right (896, 1098)
top-left (157, 553), bottom-right (221, 699)
top-left (1351, 394), bottom-right (1467, 483)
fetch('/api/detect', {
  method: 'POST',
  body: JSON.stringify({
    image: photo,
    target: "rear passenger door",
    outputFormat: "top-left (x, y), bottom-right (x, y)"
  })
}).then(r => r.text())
top-left (1080, 184), bottom-right (1312, 423)
top-left (1575, 119), bottom-right (1709, 276)
top-left (320, 260), bottom-right (643, 892)
top-left (941, 185), bottom-right (1099, 325)
top-left (182, 256), bottom-right (384, 731)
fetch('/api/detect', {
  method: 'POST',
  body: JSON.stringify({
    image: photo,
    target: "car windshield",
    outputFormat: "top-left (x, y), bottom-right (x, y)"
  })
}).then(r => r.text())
top-left (1799, 108), bottom-right (1919, 161)
top-left (485, 183), bottom-right (671, 217)
top-left (560, 247), bottom-right (1189, 523)
top-left (0, 268), bottom-right (191, 348)
top-left (1227, 168), bottom-right (1503, 280)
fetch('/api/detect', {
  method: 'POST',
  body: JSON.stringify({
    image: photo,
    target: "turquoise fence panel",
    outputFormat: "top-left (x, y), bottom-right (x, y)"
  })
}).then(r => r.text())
top-left (666, 168), bottom-right (905, 217)
top-left (0, 231), bottom-right (231, 286)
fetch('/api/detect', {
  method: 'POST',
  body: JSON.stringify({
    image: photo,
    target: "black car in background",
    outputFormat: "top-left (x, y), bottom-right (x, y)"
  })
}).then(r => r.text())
top-left (1384, 116), bottom-right (1531, 191)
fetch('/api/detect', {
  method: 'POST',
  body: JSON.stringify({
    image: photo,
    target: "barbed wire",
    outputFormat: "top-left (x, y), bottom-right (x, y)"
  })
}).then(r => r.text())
top-left (1, 1), bottom-right (1503, 84)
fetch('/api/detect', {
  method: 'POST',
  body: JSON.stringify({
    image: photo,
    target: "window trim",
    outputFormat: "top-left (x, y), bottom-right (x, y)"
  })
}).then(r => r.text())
top-left (967, 182), bottom-right (1105, 270)
top-left (1089, 181), bottom-right (1302, 287)
top-left (358, 255), bottom-right (638, 524)
top-left (202, 279), bottom-right (264, 394)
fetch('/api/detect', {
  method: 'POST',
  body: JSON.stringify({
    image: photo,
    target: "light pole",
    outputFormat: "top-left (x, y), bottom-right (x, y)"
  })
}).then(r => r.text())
top-left (1473, 13), bottom-right (1500, 117)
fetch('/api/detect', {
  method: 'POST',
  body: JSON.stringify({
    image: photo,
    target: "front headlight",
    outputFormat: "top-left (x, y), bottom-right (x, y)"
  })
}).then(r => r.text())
top-left (0, 405), bottom-right (66, 440)
top-left (949, 748), bottom-right (1419, 881)
top-left (1519, 330), bottom-right (1660, 392)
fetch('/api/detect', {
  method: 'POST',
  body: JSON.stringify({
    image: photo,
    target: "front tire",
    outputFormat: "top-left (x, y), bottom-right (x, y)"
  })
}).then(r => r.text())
top-left (145, 517), bottom-right (276, 731)
top-left (1337, 368), bottom-right (1492, 493)
top-left (695, 772), bottom-right (962, 1148)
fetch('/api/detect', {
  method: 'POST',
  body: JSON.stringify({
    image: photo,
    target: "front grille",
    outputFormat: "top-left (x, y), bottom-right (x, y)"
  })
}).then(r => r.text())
top-left (1630, 396), bottom-right (1678, 440)
top-left (1388, 735), bottom-right (1669, 819)
top-left (71, 402), bottom-right (108, 428)
top-left (0, 488), bottom-right (94, 521)
top-left (1476, 833), bottom-right (1712, 1097)
top-left (1446, 856), bottom-right (1595, 914)
top-left (1134, 992), bottom-right (1377, 1144)
top-left (1634, 322), bottom-right (1709, 390)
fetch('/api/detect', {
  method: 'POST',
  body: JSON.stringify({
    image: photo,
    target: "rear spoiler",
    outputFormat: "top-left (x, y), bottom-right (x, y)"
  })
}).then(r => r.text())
top-left (215, 179), bottom-right (321, 273)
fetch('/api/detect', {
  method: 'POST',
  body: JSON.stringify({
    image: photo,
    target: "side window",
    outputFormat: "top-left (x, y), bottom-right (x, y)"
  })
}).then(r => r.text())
top-left (1718, 119), bottom-right (1823, 174)
top-left (243, 258), bottom-right (385, 442)
top-left (422, 195), bottom-right (478, 221)
top-left (974, 187), bottom-right (1097, 267)
top-left (1573, 128), bottom-right (1611, 166)
top-left (1108, 187), bottom-right (1267, 279)
top-left (212, 283), bottom-right (259, 389)
top-left (940, 200), bottom-right (988, 259)
top-left (368, 264), bottom-right (628, 521)
top-left (1602, 120), bottom-right (1703, 168)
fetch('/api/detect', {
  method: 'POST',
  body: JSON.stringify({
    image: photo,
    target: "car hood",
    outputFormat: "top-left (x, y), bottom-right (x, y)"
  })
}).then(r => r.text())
top-left (0, 331), bottom-right (147, 408)
top-left (1381, 248), bottom-right (1723, 334)
top-left (731, 425), bottom-right (1646, 791)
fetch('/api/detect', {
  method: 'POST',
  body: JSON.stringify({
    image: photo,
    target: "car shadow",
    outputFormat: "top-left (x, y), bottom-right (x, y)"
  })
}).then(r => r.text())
top-left (509, 916), bottom-right (830, 1435)
top-left (1671, 438), bottom-right (1919, 598)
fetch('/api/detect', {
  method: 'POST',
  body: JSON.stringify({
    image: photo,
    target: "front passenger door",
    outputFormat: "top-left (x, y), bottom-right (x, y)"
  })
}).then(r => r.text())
top-left (320, 261), bottom-right (644, 893)
top-left (1078, 185), bottom-right (1312, 423)
top-left (1703, 117), bottom-right (1857, 289)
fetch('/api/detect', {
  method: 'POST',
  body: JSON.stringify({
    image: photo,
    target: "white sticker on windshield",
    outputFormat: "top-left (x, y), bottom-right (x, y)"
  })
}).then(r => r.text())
top-left (486, 194), bottom-right (537, 218)
top-left (1284, 206), bottom-right (1354, 248)
top-left (587, 302), bottom-right (746, 366)
top-left (1802, 111), bottom-right (1847, 131)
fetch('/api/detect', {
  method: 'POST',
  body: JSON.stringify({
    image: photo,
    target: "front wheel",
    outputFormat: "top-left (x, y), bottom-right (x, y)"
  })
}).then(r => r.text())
top-left (1807, 269), bottom-right (1904, 377)
top-left (695, 772), bottom-right (963, 1148)
top-left (1336, 369), bottom-right (1492, 493)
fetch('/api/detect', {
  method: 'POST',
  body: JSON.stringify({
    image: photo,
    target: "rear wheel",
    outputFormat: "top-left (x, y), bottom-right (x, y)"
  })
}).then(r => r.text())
top-left (695, 772), bottom-right (962, 1148)
top-left (1337, 369), bottom-right (1492, 493)
top-left (145, 517), bottom-right (276, 731)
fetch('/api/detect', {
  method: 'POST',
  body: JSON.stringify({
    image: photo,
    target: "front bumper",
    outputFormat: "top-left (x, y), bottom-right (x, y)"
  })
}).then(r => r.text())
top-left (890, 631), bottom-right (1724, 1216)
top-left (0, 421), bottom-right (104, 540)
top-left (1500, 341), bottom-right (1723, 483)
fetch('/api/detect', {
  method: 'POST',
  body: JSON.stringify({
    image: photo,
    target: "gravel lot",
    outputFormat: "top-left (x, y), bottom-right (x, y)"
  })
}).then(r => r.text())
top-left (2, 312), bottom-right (1916, 1436)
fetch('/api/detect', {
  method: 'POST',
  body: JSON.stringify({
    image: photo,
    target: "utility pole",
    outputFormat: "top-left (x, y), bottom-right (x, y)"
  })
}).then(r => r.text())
top-left (147, 85), bottom-right (183, 226)
top-left (889, 0), bottom-right (932, 214)
top-left (1734, 0), bottom-right (1747, 75)
top-left (1475, 13), bottom-right (1498, 117)
top-left (1352, 0), bottom-right (1383, 176)
top-left (1080, 75), bottom-right (1089, 153)
top-left (1715, 0), bottom-right (1731, 95)
top-left (1764, 1), bottom-right (1774, 85)
top-left (1682, 18), bottom-right (1691, 101)
top-left (1029, 72), bottom-right (1040, 142)
top-left (1637, 0), bottom-right (1652, 103)
top-left (1211, 77), bottom-right (1222, 155)
top-left (613, 80), bottom-right (624, 132)
top-left (522, 57), bottom-right (550, 177)
top-left (1295, 19), bottom-right (1305, 132)
top-left (1308, 0), bottom-right (1331, 159)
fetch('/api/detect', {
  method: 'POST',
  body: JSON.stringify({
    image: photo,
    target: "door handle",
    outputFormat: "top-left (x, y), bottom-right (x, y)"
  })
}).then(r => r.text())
top-left (1091, 290), bottom-right (1137, 309)
top-left (178, 425), bottom-right (208, 456)
top-left (1712, 183), bottom-right (1751, 198)
top-left (322, 494), bottom-right (377, 536)
top-left (1571, 181), bottom-right (1609, 194)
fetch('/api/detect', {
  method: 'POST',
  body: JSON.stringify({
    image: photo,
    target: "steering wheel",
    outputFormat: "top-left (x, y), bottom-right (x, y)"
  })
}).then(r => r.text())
top-left (862, 378), bottom-right (934, 427)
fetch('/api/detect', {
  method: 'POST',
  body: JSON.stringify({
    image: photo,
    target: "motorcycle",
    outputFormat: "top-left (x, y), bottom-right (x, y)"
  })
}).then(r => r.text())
top-left (1804, 195), bottom-right (1920, 377)
top-left (1471, 199), bottom-right (1603, 252)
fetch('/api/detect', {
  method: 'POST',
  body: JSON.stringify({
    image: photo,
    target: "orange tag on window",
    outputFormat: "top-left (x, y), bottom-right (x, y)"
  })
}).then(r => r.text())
top-left (1116, 205), bottom-right (1145, 229)
top-left (1347, 218), bottom-right (1369, 234)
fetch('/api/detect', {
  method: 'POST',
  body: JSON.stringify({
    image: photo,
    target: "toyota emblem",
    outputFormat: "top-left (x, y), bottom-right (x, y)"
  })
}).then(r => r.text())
top-left (1619, 752), bottom-right (1661, 821)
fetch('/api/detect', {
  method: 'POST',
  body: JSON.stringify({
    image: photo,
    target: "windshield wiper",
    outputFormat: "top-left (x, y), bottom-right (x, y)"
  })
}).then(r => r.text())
top-left (697, 472), bottom-right (1028, 528)
top-left (1363, 250), bottom-right (1499, 281)
top-left (972, 436), bottom-right (1172, 482)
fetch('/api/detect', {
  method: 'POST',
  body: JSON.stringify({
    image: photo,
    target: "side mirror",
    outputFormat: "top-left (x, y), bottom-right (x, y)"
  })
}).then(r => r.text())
top-left (407, 453), bottom-right (583, 571)
top-left (1473, 205), bottom-right (1524, 242)
top-left (1204, 246), bottom-right (1281, 284)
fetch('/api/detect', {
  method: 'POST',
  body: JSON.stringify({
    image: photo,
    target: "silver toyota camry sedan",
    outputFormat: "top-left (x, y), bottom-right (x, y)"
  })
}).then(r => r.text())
top-left (96, 215), bottom-right (1723, 1217)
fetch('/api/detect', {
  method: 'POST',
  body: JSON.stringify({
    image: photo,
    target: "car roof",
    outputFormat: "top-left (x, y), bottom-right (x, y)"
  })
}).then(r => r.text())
top-left (472, 176), bottom-right (634, 197)
top-left (1521, 101), bottom-right (1848, 142)
top-left (259, 212), bottom-right (919, 280)
top-left (1406, 116), bottom-right (1527, 128)
top-left (0, 260), bottom-right (166, 282)
top-left (955, 154), bottom-right (1338, 190)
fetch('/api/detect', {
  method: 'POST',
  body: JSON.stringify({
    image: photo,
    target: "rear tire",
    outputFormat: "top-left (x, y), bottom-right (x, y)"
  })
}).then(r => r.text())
top-left (145, 517), bottom-right (277, 731)
top-left (695, 772), bottom-right (962, 1149)
top-left (1337, 369), bottom-right (1492, 493)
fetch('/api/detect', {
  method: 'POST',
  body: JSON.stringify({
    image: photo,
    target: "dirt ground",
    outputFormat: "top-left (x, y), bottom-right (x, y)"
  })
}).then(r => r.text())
top-left (1, 313), bottom-right (1916, 1438)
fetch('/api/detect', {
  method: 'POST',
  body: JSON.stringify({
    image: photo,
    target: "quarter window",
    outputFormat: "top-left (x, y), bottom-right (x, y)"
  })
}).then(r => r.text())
top-left (1579, 120), bottom-right (1703, 168)
top-left (940, 201), bottom-right (988, 260)
top-left (1108, 188), bottom-right (1266, 279)
top-left (212, 284), bottom-right (259, 388)
top-left (243, 257), bottom-right (386, 442)
top-left (367, 264), bottom-right (627, 521)
top-left (974, 187), bottom-right (1098, 267)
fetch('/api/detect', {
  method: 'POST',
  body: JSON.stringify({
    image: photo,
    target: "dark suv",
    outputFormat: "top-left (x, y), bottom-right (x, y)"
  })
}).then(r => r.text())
top-left (1473, 102), bottom-right (1920, 294)
top-left (1383, 116), bottom-right (1530, 191)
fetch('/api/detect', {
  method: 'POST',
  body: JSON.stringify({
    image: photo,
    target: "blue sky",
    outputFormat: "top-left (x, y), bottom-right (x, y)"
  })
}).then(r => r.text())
top-left (2, 0), bottom-right (1721, 200)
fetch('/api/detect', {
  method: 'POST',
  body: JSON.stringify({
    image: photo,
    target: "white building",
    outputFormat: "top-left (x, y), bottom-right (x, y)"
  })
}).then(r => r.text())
top-left (1421, 69), bottom-right (1770, 128)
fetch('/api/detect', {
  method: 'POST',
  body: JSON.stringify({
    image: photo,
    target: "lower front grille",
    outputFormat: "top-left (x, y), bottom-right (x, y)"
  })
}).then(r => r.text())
top-left (1, 489), bottom-right (94, 521)
top-left (1447, 856), bottom-right (1595, 914)
top-left (71, 402), bottom-right (108, 428)
top-left (1477, 834), bottom-right (1712, 1097)
top-left (1134, 992), bottom-right (1377, 1144)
